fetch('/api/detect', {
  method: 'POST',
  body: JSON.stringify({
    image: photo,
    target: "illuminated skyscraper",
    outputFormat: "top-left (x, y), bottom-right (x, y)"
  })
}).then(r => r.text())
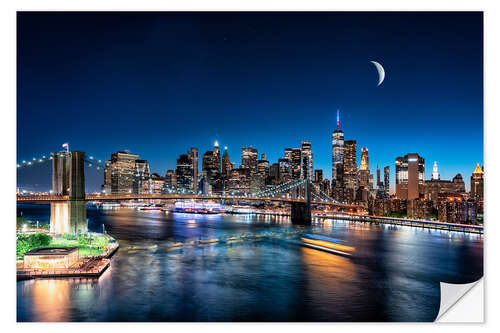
top-left (332, 109), bottom-right (344, 182)
top-left (189, 147), bottom-right (198, 193)
top-left (301, 141), bottom-right (313, 181)
top-left (343, 140), bottom-right (357, 202)
top-left (291, 148), bottom-right (302, 180)
top-left (133, 159), bottom-right (150, 194)
top-left (360, 148), bottom-right (369, 171)
top-left (257, 158), bottom-right (270, 177)
top-left (395, 153), bottom-right (425, 200)
top-left (164, 170), bottom-right (177, 191)
top-left (222, 146), bottom-right (232, 177)
top-left (213, 141), bottom-right (221, 173)
top-left (241, 147), bottom-right (258, 174)
top-left (104, 151), bottom-right (139, 194)
top-left (278, 158), bottom-right (291, 183)
top-left (358, 148), bottom-right (371, 189)
top-left (432, 161), bottom-right (440, 180)
top-left (284, 148), bottom-right (293, 161)
top-left (176, 153), bottom-right (192, 193)
top-left (384, 166), bottom-right (390, 197)
top-left (470, 163), bottom-right (484, 201)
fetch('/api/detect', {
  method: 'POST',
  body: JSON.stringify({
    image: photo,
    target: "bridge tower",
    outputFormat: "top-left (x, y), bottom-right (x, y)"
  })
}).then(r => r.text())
top-left (50, 151), bottom-right (87, 235)
top-left (291, 179), bottom-right (311, 225)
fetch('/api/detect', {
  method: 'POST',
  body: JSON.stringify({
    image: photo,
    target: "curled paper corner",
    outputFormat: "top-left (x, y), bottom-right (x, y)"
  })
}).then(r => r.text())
top-left (435, 278), bottom-right (483, 322)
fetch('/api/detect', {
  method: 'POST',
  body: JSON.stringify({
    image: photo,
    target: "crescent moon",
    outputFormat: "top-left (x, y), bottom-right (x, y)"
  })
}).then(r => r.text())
top-left (370, 61), bottom-right (385, 86)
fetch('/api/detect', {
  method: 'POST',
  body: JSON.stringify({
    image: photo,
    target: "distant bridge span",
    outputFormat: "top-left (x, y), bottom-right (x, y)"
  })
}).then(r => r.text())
top-left (16, 194), bottom-right (361, 211)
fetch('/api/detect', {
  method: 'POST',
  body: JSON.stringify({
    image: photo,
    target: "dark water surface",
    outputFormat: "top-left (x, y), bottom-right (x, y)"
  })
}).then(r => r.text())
top-left (16, 204), bottom-right (483, 322)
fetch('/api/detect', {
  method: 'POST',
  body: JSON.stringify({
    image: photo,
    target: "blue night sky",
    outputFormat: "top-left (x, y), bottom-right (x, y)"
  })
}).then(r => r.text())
top-left (17, 12), bottom-right (483, 192)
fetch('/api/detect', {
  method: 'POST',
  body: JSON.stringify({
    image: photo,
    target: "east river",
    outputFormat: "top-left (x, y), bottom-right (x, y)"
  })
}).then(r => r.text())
top-left (16, 204), bottom-right (483, 322)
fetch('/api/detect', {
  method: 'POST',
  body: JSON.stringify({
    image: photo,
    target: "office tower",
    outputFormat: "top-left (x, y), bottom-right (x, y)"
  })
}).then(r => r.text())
top-left (104, 151), bottom-right (139, 194)
top-left (202, 150), bottom-right (215, 177)
top-left (384, 166), bottom-right (390, 197)
top-left (432, 161), bottom-right (440, 180)
top-left (301, 141), bottom-right (313, 181)
top-left (376, 165), bottom-right (384, 199)
top-left (189, 148), bottom-right (198, 193)
top-left (321, 178), bottom-right (331, 195)
top-left (452, 174), bottom-right (466, 193)
top-left (314, 169), bottom-right (323, 184)
top-left (222, 146), bottom-right (232, 177)
top-left (291, 148), bottom-right (302, 179)
top-left (213, 141), bottom-right (221, 173)
top-left (360, 148), bottom-right (369, 171)
top-left (133, 160), bottom-right (150, 194)
top-left (269, 163), bottom-right (280, 184)
top-left (176, 153), bottom-right (193, 193)
top-left (284, 148), bottom-right (293, 161)
top-left (143, 173), bottom-right (165, 194)
top-left (395, 153), bottom-right (425, 200)
top-left (332, 109), bottom-right (344, 182)
top-left (241, 147), bottom-right (258, 173)
top-left (358, 148), bottom-right (372, 193)
top-left (343, 140), bottom-right (357, 202)
top-left (470, 163), bottom-right (484, 201)
top-left (257, 158), bottom-right (270, 177)
top-left (278, 158), bottom-right (291, 183)
top-left (164, 170), bottom-right (177, 191)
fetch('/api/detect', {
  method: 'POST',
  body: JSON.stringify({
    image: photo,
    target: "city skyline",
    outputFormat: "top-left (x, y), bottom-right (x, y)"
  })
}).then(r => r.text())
top-left (17, 12), bottom-right (483, 191)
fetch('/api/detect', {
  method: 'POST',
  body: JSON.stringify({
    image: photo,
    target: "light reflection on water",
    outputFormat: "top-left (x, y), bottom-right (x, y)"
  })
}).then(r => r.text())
top-left (16, 204), bottom-right (483, 322)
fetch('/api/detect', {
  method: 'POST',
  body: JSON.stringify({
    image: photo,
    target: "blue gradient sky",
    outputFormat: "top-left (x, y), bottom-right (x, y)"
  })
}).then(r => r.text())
top-left (17, 12), bottom-right (483, 192)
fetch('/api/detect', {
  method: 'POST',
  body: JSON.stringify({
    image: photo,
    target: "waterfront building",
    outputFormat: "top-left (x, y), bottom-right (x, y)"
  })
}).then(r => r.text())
top-left (332, 109), bottom-right (344, 183)
top-left (164, 170), bottom-right (177, 192)
top-left (395, 153), bottom-right (425, 200)
top-left (143, 173), bottom-right (165, 194)
top-left (241, 147), bottom-right (258, 174)
top-left (301, 141), bottom-right (313, 181)
top-left (406, 199), bottom-right (435, 219)
top-left (133, 159), bottom-right (150, 194)
top-left (104, 151), bottom-right (139, 194)
top-left (470, 163), bottom-right (484, 202)
top-left (424, 174), bottom-right (465, 208)
top-left (437, 193), bottom-right (477, 224)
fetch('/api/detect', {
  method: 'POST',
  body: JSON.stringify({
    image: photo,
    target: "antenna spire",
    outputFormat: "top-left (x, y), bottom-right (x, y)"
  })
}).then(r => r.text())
top-left (336, 109), bottom-right (340, 130)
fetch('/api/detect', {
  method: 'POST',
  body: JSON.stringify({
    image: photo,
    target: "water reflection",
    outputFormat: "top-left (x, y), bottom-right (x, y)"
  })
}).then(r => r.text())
top-left (17, 204), bottom-right (483, 322)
